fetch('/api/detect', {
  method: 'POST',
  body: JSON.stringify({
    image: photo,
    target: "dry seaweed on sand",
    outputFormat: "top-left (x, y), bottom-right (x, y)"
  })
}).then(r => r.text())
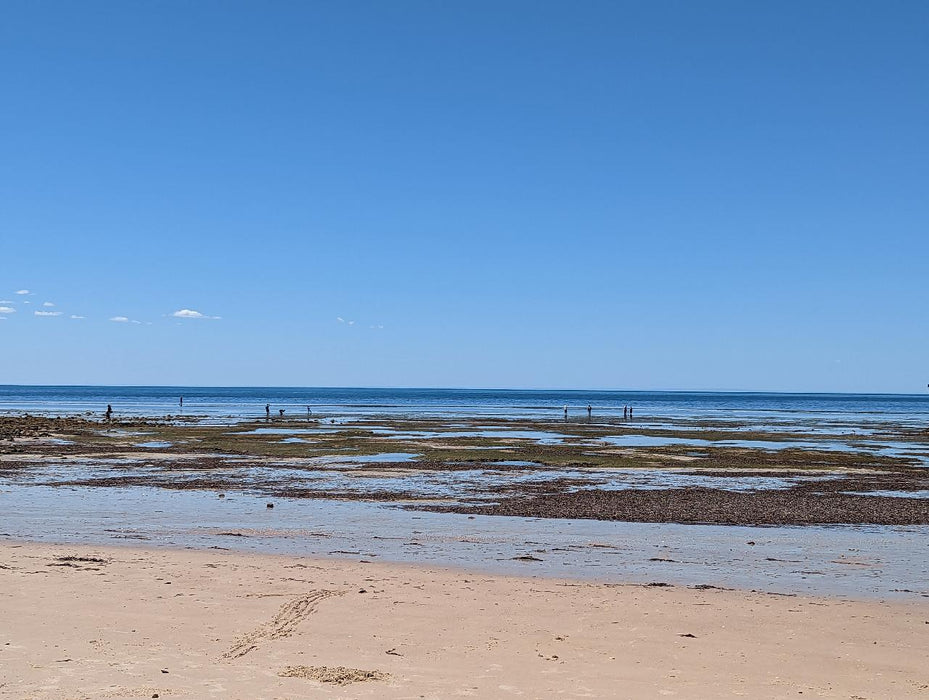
top-left (278, 665), bottom-right (388, 685)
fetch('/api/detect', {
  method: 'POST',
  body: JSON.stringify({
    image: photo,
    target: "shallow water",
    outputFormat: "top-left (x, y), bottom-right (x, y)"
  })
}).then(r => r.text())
top-left (305, 452), bottom-right (420, 465)
top-left (237, 427), bottom-right (339, 435)
top-left (603, 435), bottom-right (712, 447)
top-left (370, 427), bottom-right (569, 445)
top-left (602, 434), bottom-right (929, 466)
top-left (1, 484), bottom-right (926, 599)
top-left (38, 438), bottom-right (75, 445)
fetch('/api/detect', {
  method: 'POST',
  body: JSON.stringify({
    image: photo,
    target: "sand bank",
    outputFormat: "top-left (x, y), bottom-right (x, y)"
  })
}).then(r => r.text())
top-left (1, 541), bottom-right (927, 699)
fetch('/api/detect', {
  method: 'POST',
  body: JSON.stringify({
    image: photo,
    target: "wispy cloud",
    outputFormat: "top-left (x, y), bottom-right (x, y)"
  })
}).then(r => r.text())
top-left (172, 308), bottom-right (220, 320)
top-left (336, 317), bottom-right (355, 325)
top-left (15, 289), bottom-right (30, 295)
top-left (369, 324), bottom-right (385, 329)
top-left (0, 300), bottom-right (13, 305)
top-left (34, 310), bottom-right (63, 317)
top-left (42, 301), bottom-right (55, 307)
top-left (0, 306), bottom-right (15, 314)
top-left (110, 316), bottom-right (130, 322)
top-left (70, 315), bottom-right (85, 320)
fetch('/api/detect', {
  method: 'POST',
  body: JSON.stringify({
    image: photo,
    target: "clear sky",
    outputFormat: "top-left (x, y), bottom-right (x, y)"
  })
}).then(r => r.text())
top-left (1, 1), bottom-right (927, 392)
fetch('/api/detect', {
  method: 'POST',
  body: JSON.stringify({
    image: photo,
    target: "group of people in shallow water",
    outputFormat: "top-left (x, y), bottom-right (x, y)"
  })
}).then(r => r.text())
top-left (563, 404), bottom-right (634, 419)
top-left (105, 401), bottom-right (635, 421)
top-left (265, 404), bottom-right (314, 419)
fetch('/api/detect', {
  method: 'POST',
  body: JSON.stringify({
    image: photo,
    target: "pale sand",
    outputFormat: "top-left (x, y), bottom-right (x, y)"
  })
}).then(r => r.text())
top-left (1, 542), bottom-right (927, 699)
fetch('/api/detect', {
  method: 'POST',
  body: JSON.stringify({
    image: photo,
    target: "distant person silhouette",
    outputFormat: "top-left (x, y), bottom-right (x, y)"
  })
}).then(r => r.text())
top-left (179, 396), bottom-right (183, 407)
top-left (587, 404), bottom-right (592, 418)
top-left (623, 405), bottom-right (628, 419)
top-left (265, 404), bottom-right (270, 419)
top-left (105, 404), bottom-right (112, 421)
top-left (279, 409), bottom-right (285, 418)
top-left (563, 405), bottom-right (568, 419)
top-left (629, 406), bottom-right (633, 418)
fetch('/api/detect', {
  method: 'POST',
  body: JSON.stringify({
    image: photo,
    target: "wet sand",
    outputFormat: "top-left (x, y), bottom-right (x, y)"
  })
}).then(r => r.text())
top-left (1, 541), bottom-right (927, 699)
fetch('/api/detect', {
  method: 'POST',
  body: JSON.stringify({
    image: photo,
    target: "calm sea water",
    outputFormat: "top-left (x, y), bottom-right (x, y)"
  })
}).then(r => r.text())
top-left (1, 385), bottom-right (927, 424)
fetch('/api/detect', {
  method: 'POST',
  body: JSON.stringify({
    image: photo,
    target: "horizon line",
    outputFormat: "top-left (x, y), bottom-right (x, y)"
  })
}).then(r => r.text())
top-left (1, 383), bottom-right (927, 397)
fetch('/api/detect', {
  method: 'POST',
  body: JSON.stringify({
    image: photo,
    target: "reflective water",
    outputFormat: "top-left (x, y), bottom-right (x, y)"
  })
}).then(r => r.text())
top-left (1, 484), bottom-right (926, 599)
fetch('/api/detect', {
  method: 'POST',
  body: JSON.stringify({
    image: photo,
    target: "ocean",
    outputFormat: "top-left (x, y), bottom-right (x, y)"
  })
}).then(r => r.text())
top-left (1, 385), bottom-right (927, 425)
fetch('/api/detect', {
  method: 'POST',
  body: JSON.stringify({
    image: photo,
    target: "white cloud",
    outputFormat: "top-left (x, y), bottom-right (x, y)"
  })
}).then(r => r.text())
top-left (172, 309), bottom-right (204, 319)
top-left (0, 306), bottom-right (15, 314)
top-left (34, 310), bottom-right (62, 317)
top-left (0, 300), bottom-right (13, 304)
top-left (337, 317), bottom-right (345, 323)
top-left (70, 315), bottom-right (85, 320)
top-left (110, 316), bottom-right (130, 322)
top-left (42, 301), bottom-right (55, 307)
top-left (172, 308), bottom-right (220, 320)
top-left (15, 289), bottom-right (30, 295)
top-left (369, 324), bottom-right (384, 329)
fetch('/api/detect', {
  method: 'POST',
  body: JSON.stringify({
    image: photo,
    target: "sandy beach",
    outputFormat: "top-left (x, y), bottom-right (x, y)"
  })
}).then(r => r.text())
top-left (1, 541), bottom-right (927, 699)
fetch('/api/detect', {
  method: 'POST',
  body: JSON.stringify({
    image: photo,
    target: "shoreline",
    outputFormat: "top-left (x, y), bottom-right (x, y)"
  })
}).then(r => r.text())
top-left (4, 484), bottom-right (928, 601)
top-left (2, 540), bottom-right (928, 699)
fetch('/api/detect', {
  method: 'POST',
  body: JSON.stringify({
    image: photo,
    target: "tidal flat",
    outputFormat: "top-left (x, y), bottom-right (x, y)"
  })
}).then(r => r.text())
top-left (2, 412), bottom-right (927, 526)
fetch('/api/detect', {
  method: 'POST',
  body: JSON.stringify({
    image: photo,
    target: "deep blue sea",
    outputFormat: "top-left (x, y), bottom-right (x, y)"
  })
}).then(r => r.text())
top-left (1, 385), bottom-right (927, 425)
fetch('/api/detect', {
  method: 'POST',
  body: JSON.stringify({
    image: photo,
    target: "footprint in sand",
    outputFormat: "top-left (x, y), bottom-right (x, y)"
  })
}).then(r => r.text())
top-left (222, 590), bottom-right (341, 659)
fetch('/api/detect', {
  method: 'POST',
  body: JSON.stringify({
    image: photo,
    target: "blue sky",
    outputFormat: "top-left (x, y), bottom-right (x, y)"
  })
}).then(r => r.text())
top-left (1, 1), bottom-right (927, 392)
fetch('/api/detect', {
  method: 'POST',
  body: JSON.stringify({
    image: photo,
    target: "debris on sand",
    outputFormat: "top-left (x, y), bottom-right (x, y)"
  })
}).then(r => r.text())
top-left (279, 665), bottom-right (388, 685)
